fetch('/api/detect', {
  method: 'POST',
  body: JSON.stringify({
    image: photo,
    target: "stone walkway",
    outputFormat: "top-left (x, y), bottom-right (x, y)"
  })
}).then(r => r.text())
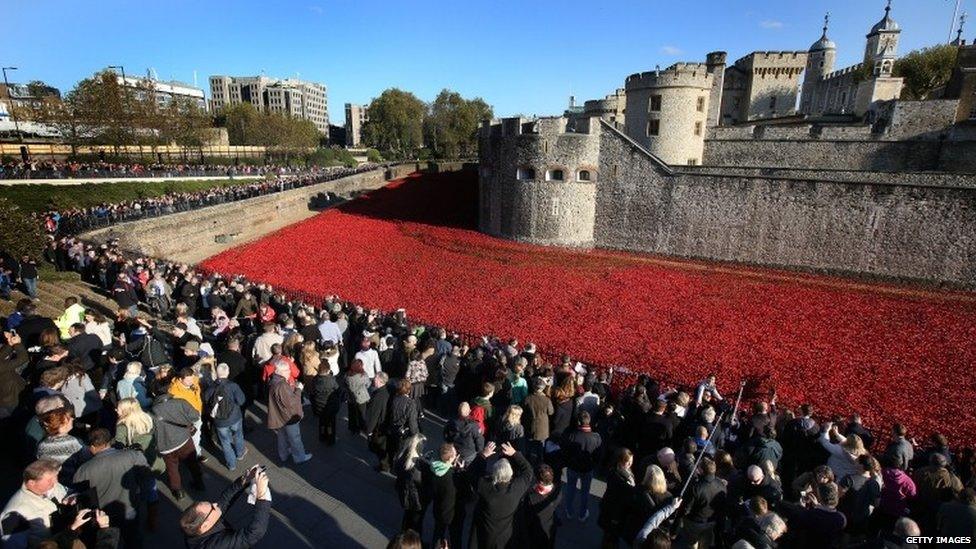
top-left (143, 403), bottom-right (607, 548)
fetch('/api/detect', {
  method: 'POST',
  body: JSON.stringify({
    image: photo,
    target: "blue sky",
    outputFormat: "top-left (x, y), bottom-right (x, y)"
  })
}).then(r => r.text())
top-left (2, 0), bottom-right (967, 122)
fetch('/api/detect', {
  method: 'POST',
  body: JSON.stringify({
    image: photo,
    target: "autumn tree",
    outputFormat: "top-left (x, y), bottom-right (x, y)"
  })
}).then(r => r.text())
top-left (363, 89), bottom-right (426, 159)
top-left (894, 44), bottom-right (958, 100)
top-left (425, 89), bottom-right (492, 159)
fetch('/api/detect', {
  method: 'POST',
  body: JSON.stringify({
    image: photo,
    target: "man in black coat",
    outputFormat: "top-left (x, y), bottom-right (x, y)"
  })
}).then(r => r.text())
top-left (561, 411), bottom-right (602, 522)
top-left (65, 323), bottom-right (103, 372)
top-left (364, 373), bottom-right (393, 471)
top-left (425, 442), bottom-right (470, 549)
top-left (469, 442), bottom-right (533, 549)
top-left (444, 402), bottom-right (485, 467)
top-left (14, 304), bottom-right (57, 348)
top-left (675, 457), bottom-right (727, 549)
top-left (181, 468), bottom-right (271, 549)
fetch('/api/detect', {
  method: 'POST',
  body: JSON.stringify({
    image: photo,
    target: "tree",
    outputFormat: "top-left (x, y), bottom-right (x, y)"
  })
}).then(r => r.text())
top-left (363, 89), bottom-right (426, 159)
top-left (220, 103), bottom-right (261, 145)
top-left (894, 44), bottom-right (958, 100)
top-left (0, 198), bottom-right (46, 259)
top-left (425, 89), bottom-right (492, 159)
top-left (21, 90), bottom-right (95, 156)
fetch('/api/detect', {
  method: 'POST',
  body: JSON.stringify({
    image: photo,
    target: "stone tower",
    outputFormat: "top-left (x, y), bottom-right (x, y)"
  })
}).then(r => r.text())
top-left (477, 117), bottom-right (600, 247)
top-left (705, 51), bottom-right (727, 127)
top-left (801, 13), bottom-right (836, 114)
top-left (624, 63), bottom-right (713, 165)
top-left (864, 0), bottom-right (900, 77)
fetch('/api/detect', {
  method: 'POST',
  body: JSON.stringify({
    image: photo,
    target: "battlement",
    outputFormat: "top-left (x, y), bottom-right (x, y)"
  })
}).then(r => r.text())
top-left (823, 62), bottom-right (865, 80)
top-left (626, 63), bottom-right (713, 90)
top-left (483, 116), bottom-right (602, 138)
top-left (706, 51), bottom-right (728, 66)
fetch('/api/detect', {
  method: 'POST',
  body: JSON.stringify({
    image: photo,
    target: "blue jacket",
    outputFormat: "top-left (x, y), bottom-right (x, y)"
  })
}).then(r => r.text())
top-left (203, 379), bottom-right (246, 428)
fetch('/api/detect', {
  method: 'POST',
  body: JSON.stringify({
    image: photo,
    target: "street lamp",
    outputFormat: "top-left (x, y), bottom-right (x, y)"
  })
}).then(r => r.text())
top-left (2, 66), bottom-right (22, 142)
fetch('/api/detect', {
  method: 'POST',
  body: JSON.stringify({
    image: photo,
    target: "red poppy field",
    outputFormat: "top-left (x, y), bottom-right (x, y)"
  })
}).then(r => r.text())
top-left (202, 171), bottom-right (976, 442)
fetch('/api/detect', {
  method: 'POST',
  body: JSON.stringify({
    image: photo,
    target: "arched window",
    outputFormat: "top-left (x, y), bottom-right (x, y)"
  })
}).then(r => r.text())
top-left (577, 170), bottom-right (591, 182)
top-left (545, 169), bottom-right (564, 181)
top-left (517, 167), bottom-right (535, 180)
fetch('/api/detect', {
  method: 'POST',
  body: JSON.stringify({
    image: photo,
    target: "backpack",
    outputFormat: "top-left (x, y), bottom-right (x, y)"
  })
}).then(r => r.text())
top-left (207, 383), bottom-right (235, 421)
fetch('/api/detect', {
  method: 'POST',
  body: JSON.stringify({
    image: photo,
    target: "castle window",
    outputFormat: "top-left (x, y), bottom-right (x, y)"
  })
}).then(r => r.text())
top-left (696, 97), bottom-right (705, 112)
top-left (551, 199), bottom-right (561, 216)
top-left (687, 158), bottom-right (698, 166)
top-left (647, 119), bottom-right (660, 136)
top-left (694, 121), bottom-right (702, 136)
top-left (517, 167), bottom-right (535, 180)
top-left (769, 97), bottom-right (777, 110)
top-left (577, 170), bottom-right (591, 181)
top-left (545, 169), bottom-right (564, 181)
top-left (649, 95), bottom-right (662, 112)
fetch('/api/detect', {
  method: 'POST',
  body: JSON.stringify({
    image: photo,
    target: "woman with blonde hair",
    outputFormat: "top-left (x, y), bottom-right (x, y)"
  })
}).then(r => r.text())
top-left (394, 433), bottom-right (428, 533)
top-left (820, 422), bottom-right (867, 480)
top-left (115, 397), bottom-right (162, 471)
top-left (625, 464), bottom-right (674, 542)
top-left (497, 404), bottom-right (525, 452)
top-left (299, 340), bottom-right (320, 385)
top-left (282, 332), bottom-right (305, 361)
top-left (115, 397), bottom-right (162, 529)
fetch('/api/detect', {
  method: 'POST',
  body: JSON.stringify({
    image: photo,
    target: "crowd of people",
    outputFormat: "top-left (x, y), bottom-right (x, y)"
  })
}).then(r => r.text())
top-left (36, 163), bottom-right (391, 235)
top-left (0, 160), bottom-right (974, 548)
top-left (0, 160), bottom-right (277, 181)
top-left (0, 237), bottom-right (972, 549)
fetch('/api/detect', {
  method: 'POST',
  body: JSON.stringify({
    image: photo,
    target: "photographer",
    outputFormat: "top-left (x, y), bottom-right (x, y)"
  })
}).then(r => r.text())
top-left (180, 466), bottom-right (271, 549)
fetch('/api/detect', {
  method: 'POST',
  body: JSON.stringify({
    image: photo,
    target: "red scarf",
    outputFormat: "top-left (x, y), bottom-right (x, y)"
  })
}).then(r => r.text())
top-left (534, 483), bottom-right (553, 495)
top-left (579, 425), bottom-right (592, 432)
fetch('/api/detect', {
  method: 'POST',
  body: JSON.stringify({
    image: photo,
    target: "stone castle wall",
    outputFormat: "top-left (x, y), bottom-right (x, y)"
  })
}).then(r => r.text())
top-left (83, 164), bottom-right (417, 264)
top-left (479, 118), bottom-right (599, 246)
top-left (625, 66), bottom-right (712, 165)
top-left (595, 125), bottom-right (976, 286)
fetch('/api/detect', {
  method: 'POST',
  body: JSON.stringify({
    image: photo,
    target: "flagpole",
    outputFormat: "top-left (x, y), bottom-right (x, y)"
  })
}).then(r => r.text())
top-left (951, 0), bottom-right (963, 43)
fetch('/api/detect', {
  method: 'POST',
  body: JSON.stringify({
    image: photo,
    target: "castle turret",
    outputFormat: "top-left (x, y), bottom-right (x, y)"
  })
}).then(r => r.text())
top-left (477, 117), bottom-right (600, 247)
top-left (705, 51), bottom-right (727, 127)
top-left (801, 13), bottom-right (837, 114)
top-left (624, 63), bottom-right (713, 165)
top-left (864, 0), bottom-right (900, 77)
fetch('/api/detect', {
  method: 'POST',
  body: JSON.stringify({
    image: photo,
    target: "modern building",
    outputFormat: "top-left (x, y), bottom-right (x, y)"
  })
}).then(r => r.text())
top-left (117, 75), bottom-right (207, 111)
top-left (345, 103), bottom-right (368, 147)
top-left (0, 82), bottom-right (61, 120)
top-left (209, 75), bottom-right (329, 136)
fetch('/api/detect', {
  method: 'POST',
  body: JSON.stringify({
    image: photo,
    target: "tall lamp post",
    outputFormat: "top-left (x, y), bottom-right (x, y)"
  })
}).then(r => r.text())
top-left (2, 66), bottom-right (22, 143)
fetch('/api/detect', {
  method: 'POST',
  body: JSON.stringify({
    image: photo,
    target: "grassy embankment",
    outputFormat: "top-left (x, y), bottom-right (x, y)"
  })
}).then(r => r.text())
top-left (1, 178), bottom-right (248, 212)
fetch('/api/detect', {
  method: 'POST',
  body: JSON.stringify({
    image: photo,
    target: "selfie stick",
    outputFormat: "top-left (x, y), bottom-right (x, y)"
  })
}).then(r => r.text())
top-left (678, 410), bottom-right (725, 499)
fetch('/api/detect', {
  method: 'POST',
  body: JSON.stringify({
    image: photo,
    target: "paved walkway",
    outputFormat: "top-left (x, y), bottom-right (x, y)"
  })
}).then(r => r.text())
top-left (142, 403), bottom-right (607, 548)
top-left (0, 175), bottom-right (263, 186)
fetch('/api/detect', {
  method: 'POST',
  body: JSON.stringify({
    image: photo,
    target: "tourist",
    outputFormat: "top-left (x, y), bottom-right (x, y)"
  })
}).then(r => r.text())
top-left (116, 362), bottom-right (152, 409)
top-left (523, 379), bottom-right (553, 465)
top-left (444, 401), bottom-right (484, 467)
top-left (496, 404), bottom-right (525, 452)
top-left (885, 423), bottom-right (916, 473)
top-left (365, 372), bottom-right (393, 471)
top-left (675, 457), bottom-right (728, 548)
top-left (204, 363), bottom-right (247, 471)
top-left (36, 406), bottom-right (85, 484)
top-left (818, 421), bottom-right (867, 481)
top-left (387, 379), bottom-right (421, 471)
top-left (355, 337), bottom-right (382, 380)
top-left (468, 442), bottom-right (533, 549)
top-left (0, 459), bottom-right (73, 547)
top-left (598, 447), bottom-right (636, 548)
top-left (267, 360), bottom-right (312, 465)
top-left (779, 481), bottom-right (847, 548)
top-left (345, 358), bottom-right (371, 435)
top-left (520, 463), bottom-right (563, 548)
top-left (562, 411), bottom-right (602, 523)
top-left (837, 454), bottom-right (882, 540)
top-left (394, 433), bottom-right (428, 533)
top-left (152, 391), bottom-right (204, 500)
top-left (936, 488), bottom-right (976, 540)
top-left (180, 467), bottom-right (271, 548)
top-left (72, 428), bottom-right (154, 546)
top-left (426, 442), bottom-right (465, 549)
top-left (169, 367), bottom-right (204, 458)
top-left (310, 355), bottom-right (342, 445)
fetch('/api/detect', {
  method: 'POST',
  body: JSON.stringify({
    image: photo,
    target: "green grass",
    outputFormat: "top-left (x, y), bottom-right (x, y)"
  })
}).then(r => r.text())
top-left (0, 178), bottom-right (259, 212)
top-left (37, 264), bottom-right (81, 282)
